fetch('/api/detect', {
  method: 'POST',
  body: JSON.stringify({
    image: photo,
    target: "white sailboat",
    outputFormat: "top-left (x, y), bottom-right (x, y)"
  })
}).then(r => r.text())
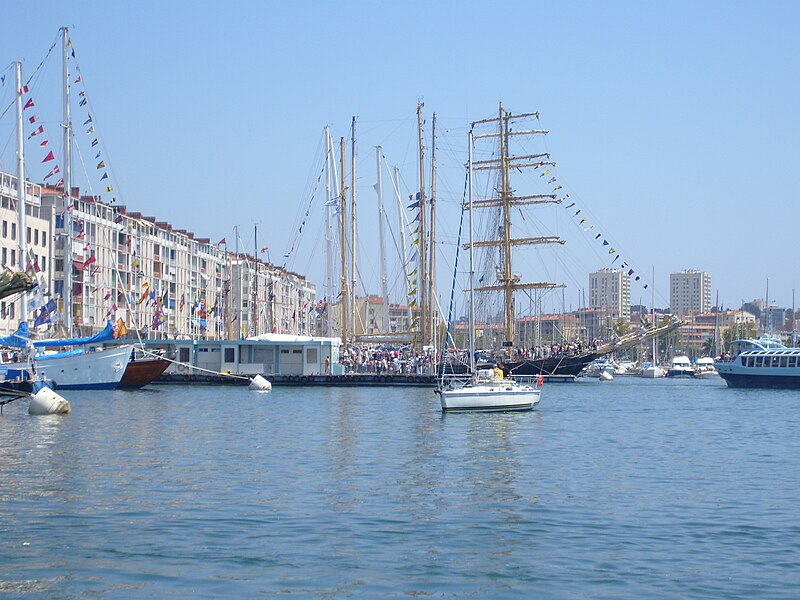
top-left (438, 117), bottom-right (541, 412)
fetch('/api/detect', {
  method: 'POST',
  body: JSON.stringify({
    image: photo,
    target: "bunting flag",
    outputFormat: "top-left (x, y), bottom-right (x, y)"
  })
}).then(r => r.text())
top-left (28, 114), bottom-right (38, 124)
top-left (217, 238), bottom-right (226, 246)
top-left (41, 151), bottom-right (55, 163)
top-left (113, 318), bottom-right (128, 339)
top-left (44, 165), bottom-right (60, 180)
top-left (96, 161), bottom-right (105, 169)
top-left (74, 74), bottom-right (81, 83)
top-left (86, 125), bottom-right (93, 134)
top-left (138, 281), bottom-right (150, 304)
top-left (40, 139), bottom-right (48, 147)
top-left (28, 125), bottom-right (44, 139)
top-left (23, 98), bottom-right (34, 110)
top-left (105, 185), bottom-right (113, 193)
top-left (91, 138), bottom-right (98, 147)
top-left (260, 247), bottom-right (268, 253)
top-left (100, 172), bottom-right (108, 180)
top-left (83, 114), bottom-right (92, 125)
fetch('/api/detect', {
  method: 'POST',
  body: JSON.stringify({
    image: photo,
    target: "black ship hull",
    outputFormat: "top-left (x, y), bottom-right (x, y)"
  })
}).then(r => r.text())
top-left (502, 353), bottom-right (600, 376)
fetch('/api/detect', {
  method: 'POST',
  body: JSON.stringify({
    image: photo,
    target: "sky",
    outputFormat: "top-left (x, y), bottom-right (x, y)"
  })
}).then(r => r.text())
top-left (1, 0), bottom-right (798, 314)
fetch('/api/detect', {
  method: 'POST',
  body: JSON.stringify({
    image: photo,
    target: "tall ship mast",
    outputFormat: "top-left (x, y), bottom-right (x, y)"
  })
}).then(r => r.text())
top-left (470, 102), bottom-right (563, 346)
top-left (466, 102), bottom-right (682, 376)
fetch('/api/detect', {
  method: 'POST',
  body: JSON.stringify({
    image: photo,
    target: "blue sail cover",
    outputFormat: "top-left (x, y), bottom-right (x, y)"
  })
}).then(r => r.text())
top-left (0, 321), bottom-right (29, 349)
top-left (32, 321), bottom-right (115, 348)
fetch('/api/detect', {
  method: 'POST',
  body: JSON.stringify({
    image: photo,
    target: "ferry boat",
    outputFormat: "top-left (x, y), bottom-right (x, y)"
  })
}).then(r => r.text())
top-left (716, 336), bottom-right (800, 389)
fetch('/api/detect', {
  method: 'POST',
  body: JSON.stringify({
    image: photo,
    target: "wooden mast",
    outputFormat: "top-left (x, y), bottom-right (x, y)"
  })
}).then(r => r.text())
top-left (470, 102), bottom-right (565, 347)
top-left (339, 136), bottom-right (349, 346)
top-left (416, 101), bottom-right (427, 349)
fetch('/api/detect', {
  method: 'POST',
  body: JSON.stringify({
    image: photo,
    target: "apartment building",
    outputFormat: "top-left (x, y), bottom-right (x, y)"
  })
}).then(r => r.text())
top-left (670, 270), bottom-right (712, 317)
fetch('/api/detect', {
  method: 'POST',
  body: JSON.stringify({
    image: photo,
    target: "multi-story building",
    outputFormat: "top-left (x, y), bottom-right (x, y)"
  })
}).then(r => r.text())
top-left (0, 172), bottom-right (53, 332)
top-left (0, 171), bottom-right (315, 340)
top-left (589, 268), bottom-right (631, 323)
top-left (670, 270), bottom-right (712, 317)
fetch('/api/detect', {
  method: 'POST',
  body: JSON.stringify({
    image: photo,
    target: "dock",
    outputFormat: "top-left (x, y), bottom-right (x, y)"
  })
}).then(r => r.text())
top-left (153, 373), bottom-right (576, 387)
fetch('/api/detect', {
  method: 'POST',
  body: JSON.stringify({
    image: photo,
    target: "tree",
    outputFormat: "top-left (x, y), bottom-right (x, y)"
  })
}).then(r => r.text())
top-left (721, 322), bottom-right (757, 351)
top-left (613, 318), bottom-right (631, 338)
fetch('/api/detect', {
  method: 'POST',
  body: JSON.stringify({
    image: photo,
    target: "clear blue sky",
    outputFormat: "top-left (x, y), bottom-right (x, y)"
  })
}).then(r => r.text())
top-left (1, 1), bottom-right (798, 313)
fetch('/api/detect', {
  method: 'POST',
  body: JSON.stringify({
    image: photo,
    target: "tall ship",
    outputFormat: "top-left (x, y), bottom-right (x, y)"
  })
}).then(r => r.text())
top-left (716, 336), bottom-right (800, 389)
top-left (449, 104), bottom-right (680, 377)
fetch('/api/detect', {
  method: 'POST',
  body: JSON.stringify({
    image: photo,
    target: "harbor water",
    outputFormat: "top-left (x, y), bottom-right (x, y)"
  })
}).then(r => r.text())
top-left (1, 377), bottom-right (799, 598)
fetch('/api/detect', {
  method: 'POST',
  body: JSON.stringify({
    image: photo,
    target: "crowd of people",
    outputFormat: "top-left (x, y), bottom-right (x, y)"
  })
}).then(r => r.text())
top-left (338, 345), bottom-right (437, 375)
top-left (336, 339), bottom-right (605, 375)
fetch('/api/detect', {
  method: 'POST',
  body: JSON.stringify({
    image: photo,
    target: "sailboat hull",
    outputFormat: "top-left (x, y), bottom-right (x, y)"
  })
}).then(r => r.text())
top-left (439, 382), bottom-right (541, 412)
top-left (502, 353), bottom-right (600, 377)
top-left (34, 345), bottom-right (133, 390)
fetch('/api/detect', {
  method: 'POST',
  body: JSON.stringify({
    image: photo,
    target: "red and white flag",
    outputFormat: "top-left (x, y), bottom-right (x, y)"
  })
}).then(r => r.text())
top-left (41, 151), bottom-right (55, 163)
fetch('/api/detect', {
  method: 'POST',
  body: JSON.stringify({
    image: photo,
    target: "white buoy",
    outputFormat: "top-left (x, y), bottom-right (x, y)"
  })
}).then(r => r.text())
top-left (249, 374), bottom-right (272, 392)
top-left (599, 370), bottom-right (614, 382)
top-left (29, 386), bottom-right (71, 415)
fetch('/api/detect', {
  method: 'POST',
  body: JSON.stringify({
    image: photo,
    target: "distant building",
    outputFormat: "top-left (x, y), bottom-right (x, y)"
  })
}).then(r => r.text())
top-left (589, 268), bottom-right (630, 323)
top-left (669, 270), bottom-right (711, 317)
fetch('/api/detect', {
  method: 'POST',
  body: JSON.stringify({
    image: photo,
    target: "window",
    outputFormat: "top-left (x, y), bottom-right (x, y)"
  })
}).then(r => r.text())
top-left (11, 223), bottom-right (16, 240)
top-left (26, 227), bottom-right (31, 244)
top-left (1, 221), bottom-right (6, 237)
top-left (179, 347), bottom-right (190, 362)
top-left (34, 229), bottom-right (39, 245)
top-left (306, 348), bottom-right (318, 363)
top-left (10, 249), bottom-right (15, 266)
top-left (224, 348), bottom-right (235, 362)
top-left (42, 232), bottom-right (46, 248)
top-left (1, 248), bottom-right (5, 266)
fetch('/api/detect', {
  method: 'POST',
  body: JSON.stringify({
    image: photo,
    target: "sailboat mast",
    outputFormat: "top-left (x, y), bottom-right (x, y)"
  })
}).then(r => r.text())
top-left (15, 62), bottom-right (28, 323)
top-left (253, 223), bottom-right (258, 336)
top-left (339, 137), bottom-right (349, 346)
top-left (62, 26), bottom-right (73, 336)
top-left (350, 118), bottom-right (357, 339)
top-left (416, 101), bottom-right (427, 349)
top-left (324, 127), bottom-right (334, 337)
top-left (429, 112), bottom-right (437, 351)
top-left (468, 128), bottom-right (476, 374)
top-left (393, 165), bottom-right (412, 328)
top-left (376, 146), bottom-right (389, 332)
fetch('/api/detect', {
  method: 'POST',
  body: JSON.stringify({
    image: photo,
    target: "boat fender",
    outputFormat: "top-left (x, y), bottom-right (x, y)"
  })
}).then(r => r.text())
top-left (29, 386), bottom-right (71, 415)
top-left (537, 374), bottom-right (544, 388)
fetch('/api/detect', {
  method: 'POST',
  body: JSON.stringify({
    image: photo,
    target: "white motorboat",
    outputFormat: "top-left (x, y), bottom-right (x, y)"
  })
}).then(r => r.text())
top-left (666, 355), bottom-right (695, 378)
top-left (695, 356), bottom-right (719, 377)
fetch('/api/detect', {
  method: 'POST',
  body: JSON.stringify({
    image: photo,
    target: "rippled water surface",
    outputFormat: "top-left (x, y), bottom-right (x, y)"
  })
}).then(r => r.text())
top-left (1, 377), bottom-right (799, 598)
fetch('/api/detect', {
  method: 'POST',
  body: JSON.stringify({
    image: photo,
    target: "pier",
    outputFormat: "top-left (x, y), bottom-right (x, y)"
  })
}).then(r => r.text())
top-left (153, 373), bottom-right (576, 387)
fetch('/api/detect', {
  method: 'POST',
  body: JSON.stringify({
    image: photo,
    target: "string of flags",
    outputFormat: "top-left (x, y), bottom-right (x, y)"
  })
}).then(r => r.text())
top-left (535, 160), bottom-right (650, 290)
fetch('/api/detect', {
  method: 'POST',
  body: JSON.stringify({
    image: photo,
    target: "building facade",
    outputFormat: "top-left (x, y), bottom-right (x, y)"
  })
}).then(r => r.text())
top-left (589, 268), bottom-right (631, 323)
top-left (670, 270), bottom-right (712, 317)
top-left (0, 170), bottom-right (315, 339)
